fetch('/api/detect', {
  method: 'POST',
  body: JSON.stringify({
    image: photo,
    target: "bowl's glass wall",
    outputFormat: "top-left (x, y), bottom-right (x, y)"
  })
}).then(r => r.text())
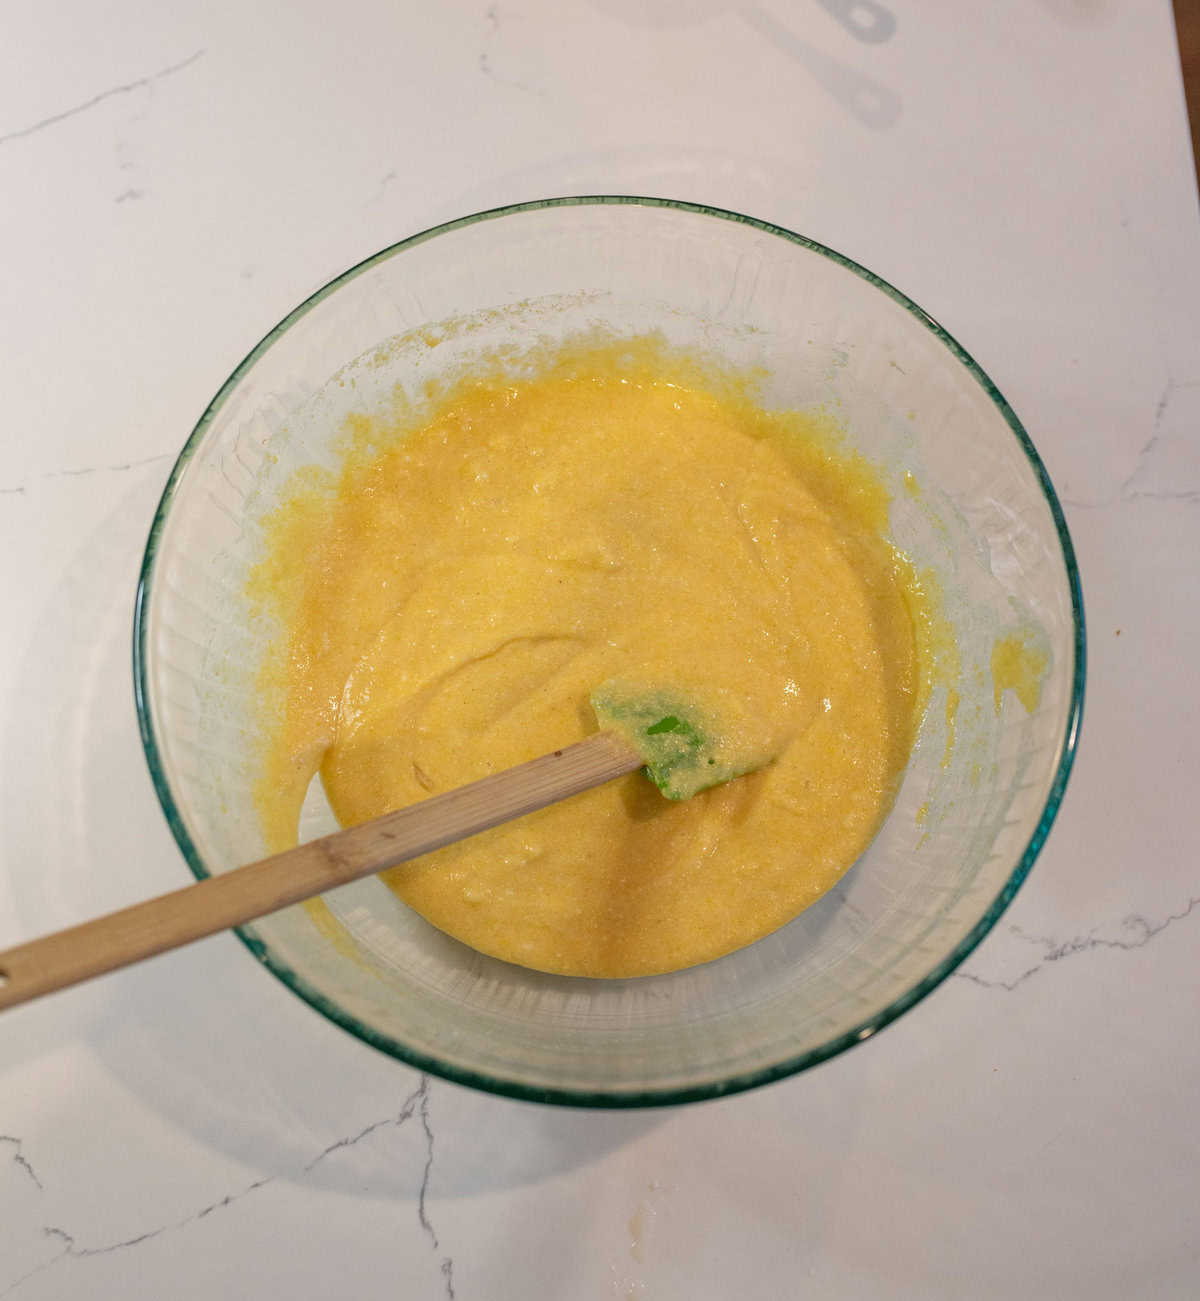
top-left (137, 200), bottom-right (1081, 1104)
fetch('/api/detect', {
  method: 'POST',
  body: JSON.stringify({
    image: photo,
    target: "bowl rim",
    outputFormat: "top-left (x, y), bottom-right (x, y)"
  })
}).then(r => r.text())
top-left (133, 195), bottom-right (1086, 1108)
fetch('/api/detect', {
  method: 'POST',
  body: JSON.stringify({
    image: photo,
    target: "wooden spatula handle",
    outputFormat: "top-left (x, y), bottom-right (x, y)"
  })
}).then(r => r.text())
top-left (0, 731), bottom-right (642, 1012)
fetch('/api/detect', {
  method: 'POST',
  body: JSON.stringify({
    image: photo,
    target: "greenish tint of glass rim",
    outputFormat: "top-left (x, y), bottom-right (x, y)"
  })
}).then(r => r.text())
top-left (133, 196), bottom-right (1087, 1109)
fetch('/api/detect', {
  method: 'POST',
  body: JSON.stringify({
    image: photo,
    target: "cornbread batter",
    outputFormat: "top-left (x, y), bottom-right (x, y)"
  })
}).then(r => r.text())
top-left (991, 631), bottom-right (1048, 714)
top-left (251, 338), bottom-right (927, 977)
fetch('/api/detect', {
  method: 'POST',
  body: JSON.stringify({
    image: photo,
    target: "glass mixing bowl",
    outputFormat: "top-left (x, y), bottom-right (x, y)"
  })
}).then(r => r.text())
top-left (134, 198), bottom-right (1084, 1106)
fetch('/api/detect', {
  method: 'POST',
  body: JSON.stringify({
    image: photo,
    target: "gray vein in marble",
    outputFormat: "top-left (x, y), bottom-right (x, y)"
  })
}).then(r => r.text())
top-left (43, 1221), bottom-right (170, 1259)
top-left (51, 453), bottom-right (174, 479)
top-left (1153, 375), bottom-right (1173, 427)
top-left (366, 169), bottom-right (398, 206)
top-left (303, 1078), bottom-right (424, 1171)
top-left (191, 1175), bottom-right (276, 1221)
top-left (0, 1137), bottom-right (42, 1191)
top-left (114, 188), bottom-right (145, 203)
top-left (957, 896), bottom-right (1200, 992)
top-left (1122, 487), bottom-right (1200, 505)
top-left (418, 1081), bottom-right (456, 1301)
top-left (479, 4), bottom-right (545, 98)
top-left (1, 1175), bottom-right (273, 1297)
top-left (1, 1076), bottom-right (455, 1299)
top-left (1063, 375), bottom-right (1200, 508)
top-left (0, 50), bottom-right (205, 148)
top-left (0, 452), bottom-right (173, 498)
top-left (1118, 376), bottom-right (1200, 504)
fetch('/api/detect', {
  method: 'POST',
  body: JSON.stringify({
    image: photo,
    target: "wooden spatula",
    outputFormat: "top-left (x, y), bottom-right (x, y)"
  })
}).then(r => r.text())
top-left (0, 682), bottom-right (774, 1011)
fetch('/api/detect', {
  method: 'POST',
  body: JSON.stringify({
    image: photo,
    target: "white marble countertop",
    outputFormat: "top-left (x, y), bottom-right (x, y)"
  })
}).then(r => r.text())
top-left (2, 2), bottom-right (1198, 1297)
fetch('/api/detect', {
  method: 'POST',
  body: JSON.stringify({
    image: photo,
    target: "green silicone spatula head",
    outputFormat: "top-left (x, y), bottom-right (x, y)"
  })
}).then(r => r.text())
top-left (590, 678), bottom-right (779, 800)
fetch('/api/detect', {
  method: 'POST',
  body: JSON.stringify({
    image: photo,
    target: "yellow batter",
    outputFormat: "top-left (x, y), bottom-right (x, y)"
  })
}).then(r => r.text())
top-left (250, 337), bottom-right (928, 977)
top-left (991, 631), bottom-right (1048, 714)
